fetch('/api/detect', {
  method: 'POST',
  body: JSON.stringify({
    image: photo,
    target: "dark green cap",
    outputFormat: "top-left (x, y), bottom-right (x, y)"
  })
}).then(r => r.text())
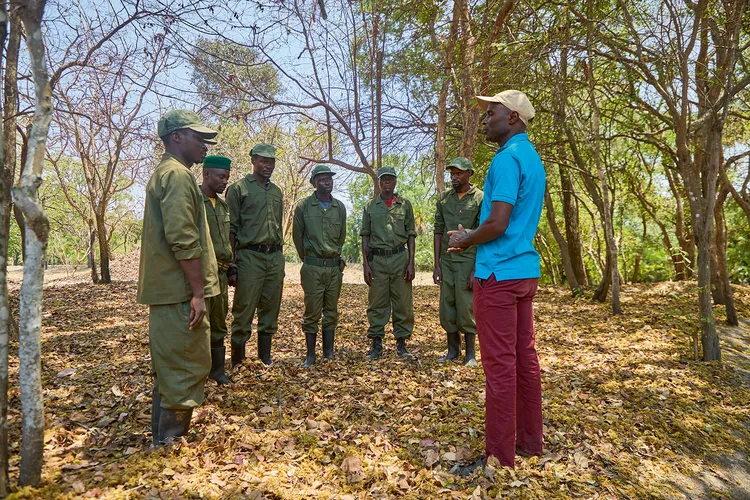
top-left (158, 110), bottom-right (217, 143)
top-left (310, 164), bottom-right (335, 183)
top-left (447, 157), bottom-right (473, 171)
top-left (377, 166), bottom-right (397, 179)
top-left (251, 143), bottom-right (276, 159)
top-left (203, 155), bottom-right (231, 170)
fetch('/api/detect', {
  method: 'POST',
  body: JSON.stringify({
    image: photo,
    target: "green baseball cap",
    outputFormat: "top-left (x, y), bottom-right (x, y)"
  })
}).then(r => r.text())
top-left (203, 155), bottom-right (231, 170)
top-left (251, 143), bottom-right (276, 159)
top-left (447, 157), bottom-right (473, 171)
top-left (377, 166), bottom-right (397, 179)
top-left (157, 110), bottom-right (217, 142)
top-left (310, 164), bottom-right (335, 183)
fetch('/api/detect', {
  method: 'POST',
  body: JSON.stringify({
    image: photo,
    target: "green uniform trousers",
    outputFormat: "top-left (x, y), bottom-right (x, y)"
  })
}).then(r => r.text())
top-left (231, 249), bottom-right (285, 344)
top-left (206, 272), bottom-right (228, 345)
top-left (149, 301), bottom-right (210, 410)
top-left (367, 251), bottom-right (413, 339)
top-left (439, 257), bottom-right (477, 335)
top-left (301, 263), bottom-right (343, 334)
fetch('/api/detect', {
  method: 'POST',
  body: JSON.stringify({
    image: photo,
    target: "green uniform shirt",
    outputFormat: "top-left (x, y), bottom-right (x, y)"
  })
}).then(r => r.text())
top-left (226, 174), bottom-right (284, 247)
top-left (137, 153), bottom-right (220, 305)
top-left (202, 190), bottom-right (233, 263)
top-left (360, 194), bottom-right (417, 250)
top-left (434, 185), bottom-right (484, 261)
top-left (292, 193), bottom-right (347, 259)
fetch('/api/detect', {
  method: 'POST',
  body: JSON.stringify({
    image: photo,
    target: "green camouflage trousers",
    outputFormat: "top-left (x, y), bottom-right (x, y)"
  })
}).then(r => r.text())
top-left (366, 251), bottom-right (413, 339)
top-left (439, 257), bottom-right (476, 335)
top-left (149, 301), bottom-right (210, 410)
top-left (206, 272), bottom-right (228, 345)
top-left (300, 263), bottom-right (343, 334)
top-left (231, 249), bottom-right (285, 344)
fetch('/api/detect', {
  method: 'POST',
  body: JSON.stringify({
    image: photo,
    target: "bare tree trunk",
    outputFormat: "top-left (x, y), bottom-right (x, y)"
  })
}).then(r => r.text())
top-left (95, 214), bottom-right (110, 283)
top-left (14, 0), bottom-right (51, 486)
top-left (434, 0), bottom-right (461, 193)
top-left (632, 212), bottom-right (647, 283)
top-left (714, 185), bottom-right (738, 325)
top-left (544, 188), bottom-right (581, 294)
top-left (593, 252), bottom-right (611, 303)
top-left (586, 5), bottom-right (620, 314)
top-left (87, 221), bottom-right (99, 284)
top-left (561, 168), bottom-right (587, 286)
top-left (0, 1), bottom-right (20, 495)
top-left (458, 0), bottom-right (478, 159)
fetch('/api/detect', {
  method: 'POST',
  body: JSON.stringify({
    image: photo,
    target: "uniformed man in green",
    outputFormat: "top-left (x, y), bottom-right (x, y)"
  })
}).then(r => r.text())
top-left (293, 165), bottom-right (347, 368)
top-left (360, 166), bottom-right (417, 360)
top-left (226, 144), bottom-right (284, 366)
top-left (433, 157), bottom-right (484, 367)
top-left (137, 110), bottom-right (220, 444)
top-left (200, 155), bottom-right (235, 384)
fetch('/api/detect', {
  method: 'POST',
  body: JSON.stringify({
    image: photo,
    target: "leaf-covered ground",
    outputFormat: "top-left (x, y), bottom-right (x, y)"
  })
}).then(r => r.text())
top-left (5, 278), bottom-right (750, 499)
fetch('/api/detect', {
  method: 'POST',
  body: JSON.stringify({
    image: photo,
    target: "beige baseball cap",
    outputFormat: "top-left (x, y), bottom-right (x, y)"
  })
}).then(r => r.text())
top-left (476, 90), bottom-right (535, 125)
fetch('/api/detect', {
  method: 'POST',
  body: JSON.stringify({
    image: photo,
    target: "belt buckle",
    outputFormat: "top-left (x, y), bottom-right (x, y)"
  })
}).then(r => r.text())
top-left (262, 245), bottom-right (270, 253)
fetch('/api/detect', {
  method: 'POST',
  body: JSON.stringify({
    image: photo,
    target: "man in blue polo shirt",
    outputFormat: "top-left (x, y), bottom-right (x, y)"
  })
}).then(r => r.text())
top-left (448, 89), bottom-right (546, 468)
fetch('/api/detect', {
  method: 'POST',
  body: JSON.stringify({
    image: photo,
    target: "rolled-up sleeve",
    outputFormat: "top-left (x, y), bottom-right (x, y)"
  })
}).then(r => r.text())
top-left (161, 169), bottom-right (202, 261)
top-left (405, 201), bottom-right (417, 237)
top-left (434, 196), bottom-right (444, 234)
top-left (226, 183), bottom-right (242, 235)
top-left (360, 204), bottom-right (371, 237)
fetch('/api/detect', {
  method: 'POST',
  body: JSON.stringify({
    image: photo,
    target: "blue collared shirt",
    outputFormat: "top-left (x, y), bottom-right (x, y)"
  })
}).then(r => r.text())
top-left (475, 133), bottom-right (546, 281)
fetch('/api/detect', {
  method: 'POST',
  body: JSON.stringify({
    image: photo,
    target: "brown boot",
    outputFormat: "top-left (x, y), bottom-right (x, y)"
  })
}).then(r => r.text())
top-left (158, 408), bottom-right (193, 444)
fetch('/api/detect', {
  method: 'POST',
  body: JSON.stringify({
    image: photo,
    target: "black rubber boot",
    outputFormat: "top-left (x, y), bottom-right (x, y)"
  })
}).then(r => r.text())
top-left (396, 337), bottom-right (414, 360)
top-left (209, 345), bottom-right (230, 384)
top-left (322, 329), bottom-right (335, 360)
top-left (231, 341), bottom-right (246, 367)
top-left (258, 332), bottom-right (273, 366)
top-left (437, 332), bottom-right (461, 363)
top-left (464, 333), bottom-right (478, 367)
top-left (151, 388), bottom-right (161, 445)
top-left (367, 337), bottom-right (383, 360)
top-left (303, 332), bottom-right (316, 368)
top-left (158, 408), bottom-right (193, 443)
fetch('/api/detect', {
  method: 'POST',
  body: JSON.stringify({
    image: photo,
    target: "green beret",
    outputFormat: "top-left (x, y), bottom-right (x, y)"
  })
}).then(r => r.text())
top-left (251, 143), bottom-right (276, 159)
top-left (310, 164), bottom-right (335, 183)
top-left (158, 110), bottom-right (217, 141)
top-left (447, 157), bottom-right (473, 171)
top-left (377, 166), bottom-right (397, 179)
top-left (203, 155), bottom-right (231, 170)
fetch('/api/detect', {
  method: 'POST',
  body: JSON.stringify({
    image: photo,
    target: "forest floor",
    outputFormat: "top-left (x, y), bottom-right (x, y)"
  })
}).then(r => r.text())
top-left (4, 255), bottom-right (750, 499)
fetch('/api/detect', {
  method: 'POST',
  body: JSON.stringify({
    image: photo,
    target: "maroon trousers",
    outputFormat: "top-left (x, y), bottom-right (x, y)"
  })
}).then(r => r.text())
top-left (473, 276), bottom-right (543, 467)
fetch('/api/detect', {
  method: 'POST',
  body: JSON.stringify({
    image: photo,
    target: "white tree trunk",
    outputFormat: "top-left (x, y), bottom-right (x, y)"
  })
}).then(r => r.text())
top-left (14, 0), bottom-right (51, 487)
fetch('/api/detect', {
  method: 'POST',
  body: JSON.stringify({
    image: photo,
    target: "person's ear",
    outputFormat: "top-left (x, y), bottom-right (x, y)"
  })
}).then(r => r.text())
top-left (509, 110), bottom-right (520, 124)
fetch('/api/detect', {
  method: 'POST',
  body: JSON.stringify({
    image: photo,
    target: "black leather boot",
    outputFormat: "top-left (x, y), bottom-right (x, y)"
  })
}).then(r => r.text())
top-left (367, 337), bottom-right (383, 360)
top-left (437, 332), bottom-right (461, 363)
top-left (158, 408), bottom-right (193, 443)
top-left (209, 345), bottom-right (230, 384)
top-left (464, 333), bottom-right (478, 367)
top-left (303, 332), bottom-right (316, 368)
top-left (322, 329), bottom-right (335, 360)
top-left (258, 332), bottom-right (273, 366)
top-left (151, 388), bottom-right (161, 445)
top-left (396, 337), bottom-right (414, 359)
top-left (231, 341), bottom-right (246, 367)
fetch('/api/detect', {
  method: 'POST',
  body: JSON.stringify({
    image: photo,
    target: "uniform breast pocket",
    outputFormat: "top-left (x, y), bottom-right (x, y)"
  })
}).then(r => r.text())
top-left (391, 212), bottom-right (406, 237)
top-left (221, 213), bottom-right (230, 233)
top-left (324, 221), bottom-right (342, 245)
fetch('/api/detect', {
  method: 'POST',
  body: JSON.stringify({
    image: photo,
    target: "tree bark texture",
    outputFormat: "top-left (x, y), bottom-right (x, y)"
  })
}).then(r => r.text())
top-left (544, 188), bottom-right (580, 294)
top-left (15, 0), bottom-right (51, 486)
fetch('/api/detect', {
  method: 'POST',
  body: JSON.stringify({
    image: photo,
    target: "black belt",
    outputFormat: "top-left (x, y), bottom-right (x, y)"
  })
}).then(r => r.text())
top-left (242, 244), bottom-right (282, 254)
top-left (370, 246), bottom-right (406, 257)
top-left (304, 256), bottom-right (342, 267)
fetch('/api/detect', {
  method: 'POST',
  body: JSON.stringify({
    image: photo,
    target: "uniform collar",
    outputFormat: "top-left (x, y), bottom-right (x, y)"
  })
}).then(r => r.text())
top-left (450, 184), bottom-right (477, 197)
top-left (199, 185), bottom-right (219, 202)
top-left (376, 194), bottom-right (401, 205)
top-left (161, 152), bottom-right (190, 168)
top-left (311, 192), bottom-right (339, 207)
top-left (496, 132), bottom-right (529, 153)
top-left (245, 173), bottom-right (275, 187)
